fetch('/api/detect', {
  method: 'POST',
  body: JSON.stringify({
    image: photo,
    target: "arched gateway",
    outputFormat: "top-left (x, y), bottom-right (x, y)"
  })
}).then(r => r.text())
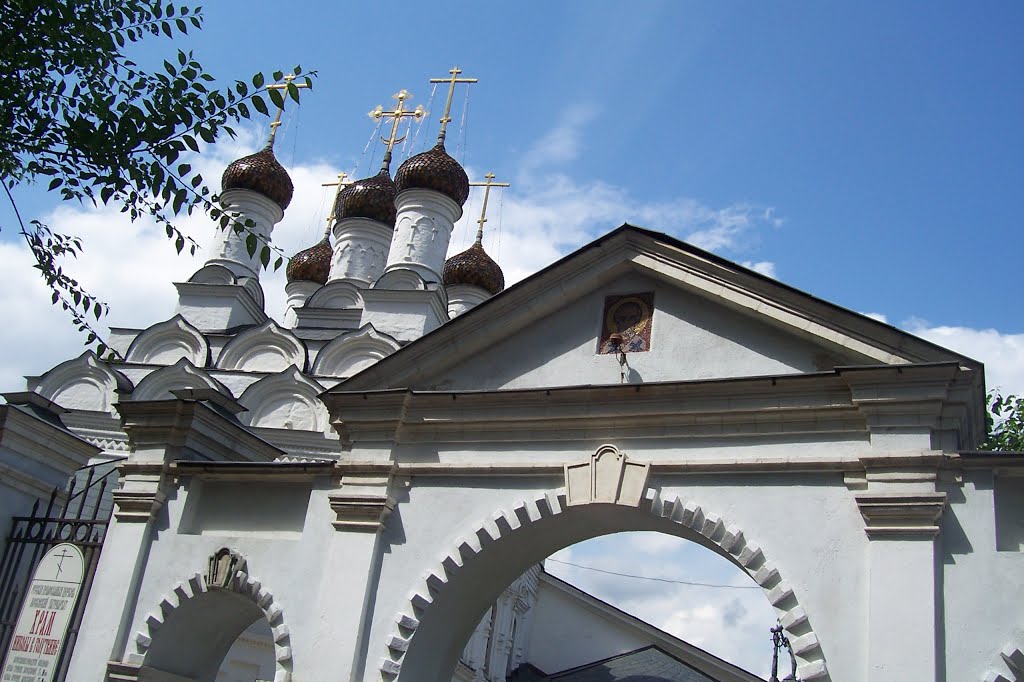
top-left (8, 185), bottom-right (1015, 681)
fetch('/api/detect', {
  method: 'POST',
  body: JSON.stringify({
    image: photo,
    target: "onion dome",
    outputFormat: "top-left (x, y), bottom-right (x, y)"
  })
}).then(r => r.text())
top-left (286, 236), bottom-right (332, 285)
top-left (395, 143), bottom-right (470, 206)
top-left (334, 170), bottom-right (397, 227)
top-left (443, 241), bottom-right (504, 295)
top-left (221, 144), bottom-right (294, 210)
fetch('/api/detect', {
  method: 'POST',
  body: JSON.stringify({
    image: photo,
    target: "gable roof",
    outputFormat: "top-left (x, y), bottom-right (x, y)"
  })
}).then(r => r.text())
top-left (538, 571), bottom-right (763, 682)
top-left (336, 224), bottom-right (982, 393)
top-left (547, 645), bottom-right (720, 682)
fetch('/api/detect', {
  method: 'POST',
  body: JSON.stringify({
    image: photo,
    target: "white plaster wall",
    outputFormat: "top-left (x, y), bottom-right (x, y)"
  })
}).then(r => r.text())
top-left (425, 273), bottom-right (861, 391)
top-left (363, 465), bottom-right (868, 682)
top-left (526, 580), bottom-right (652, 673)
top-left (940, 470), bottom-right (1024, 682)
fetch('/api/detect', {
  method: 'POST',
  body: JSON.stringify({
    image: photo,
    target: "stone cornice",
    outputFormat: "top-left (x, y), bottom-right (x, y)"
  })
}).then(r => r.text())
top-left (112, 488), bottom-right (167, 522)
top-left (855, 492), bottom-right (947, 538)
top-left (325, 364), bottom-right (974, 446)
top-left (117, 397), bottom-right (283, 463)
top-left (0, 403), bottom-right (99, 475)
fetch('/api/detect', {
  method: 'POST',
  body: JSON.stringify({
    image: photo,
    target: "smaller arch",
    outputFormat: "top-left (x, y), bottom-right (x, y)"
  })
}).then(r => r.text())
top-left (983, 642), bottom-right (1024, 682)
top-left (126, 315), bottom-right (210, 367)
top-left (217, 320), bottom-right (308, 373)
top-left (130, 358), bottom-right (231, 402)
top-left (239, 366), bottom-right (328, 432)
top-left (312, 324), bottom-right (400, 378)
top-left (34, 351), bottom-right (133, 415)
top-left (129, 559), bottom-right (292, 682)
top-left (374, 268), bottom-right (427, 291)
top-left (307, 280), bottom-right (365, 310)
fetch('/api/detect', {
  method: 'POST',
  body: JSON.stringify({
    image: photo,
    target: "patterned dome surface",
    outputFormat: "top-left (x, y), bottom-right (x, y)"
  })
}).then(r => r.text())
top-left (221, 145), bottom-right (294, 210)
top-left (395, 143), bottom-right (469, 206)
top-left (443, 242), bottom-right (504, 295)
top-left (334, 170), bottom-right (397, 227)
top-left (286, 237), bottom-right (332, 285)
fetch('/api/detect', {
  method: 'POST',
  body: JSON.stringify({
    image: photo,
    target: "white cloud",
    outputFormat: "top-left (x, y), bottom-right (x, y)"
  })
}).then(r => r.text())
top-left (861, 312), bottom-right (889, 324)
top-left (741, 260), bottom-right (777, 278)
top-left (902, 320), bottom-right (1024, 396)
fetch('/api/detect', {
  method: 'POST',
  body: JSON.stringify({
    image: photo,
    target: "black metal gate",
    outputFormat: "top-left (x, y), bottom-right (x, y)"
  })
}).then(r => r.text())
top-left (0, 458), bottom-right (123, 681)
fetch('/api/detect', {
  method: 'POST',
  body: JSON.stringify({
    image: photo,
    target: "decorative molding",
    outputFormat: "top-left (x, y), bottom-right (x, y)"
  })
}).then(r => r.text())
top-left (112, 489), bottom-right (166, 522)
top-left (379, 490), bottom-right (829, 682)
top-left (328, 493), bottom-right (395, 532)
top-left (130, 567), bottom-right (292, 682)
top-left (125, 315), bottom-right (210, 367)
top-left (565, 444), bottom-right (650, 507)
top-left (855, 492), bottom-right (947, 538)
top-left (105, 661), bottom-right (141, 681)
top-left (34, 351), bottom-right (133, 415)
top-left (216, 319), bottom-right (307, 373)
top-left (312, 324), bottom-right (401, 379)
top-left (207, 547), bottom-right (248, 589)
top-left (129, 358), bottom-right (232, 402)
top-left (238, 366), bottom-right (328, 432)
top-left (307, 280), bottom-right (366, 310)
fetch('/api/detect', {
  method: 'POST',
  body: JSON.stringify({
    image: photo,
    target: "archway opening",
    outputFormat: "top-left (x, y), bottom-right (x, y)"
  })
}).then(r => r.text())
top-left (393, 500), bottom-right (810, 682)
top-left (140, 589), bottom-right (274, 682)
top-left (453, 531), bottom-right (775, 682)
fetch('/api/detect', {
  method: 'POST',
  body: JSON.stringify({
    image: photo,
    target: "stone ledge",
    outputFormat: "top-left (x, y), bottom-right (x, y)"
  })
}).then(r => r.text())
top-left (855, 492), bottom-right (946, 538)
top-left (329, 493), bottom-right (394, 531)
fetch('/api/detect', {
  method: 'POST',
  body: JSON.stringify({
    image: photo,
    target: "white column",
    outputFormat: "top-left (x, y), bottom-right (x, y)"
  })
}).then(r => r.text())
top-left (385, 189), bottom-right (463, 283)
top-left (283, 280), bottom-right (320, 327)
top-left (205, 189), bottom-right (283, 280)
top-left (446, 284), bottom-right (490, 318)
top-left (330, 217), bottom-right (394, 285)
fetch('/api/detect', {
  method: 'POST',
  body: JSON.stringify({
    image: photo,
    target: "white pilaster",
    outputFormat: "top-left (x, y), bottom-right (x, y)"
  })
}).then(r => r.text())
top-left (385, 189), bottom-right (463, 284)
top-left (857, 491), bottom-right (946, 681)
top-left (205, 189), bottom-right (284, 280)
top-left (330, 217), bottom-right (394, 285)
top-left (283, 280), bottom-right (320, 328)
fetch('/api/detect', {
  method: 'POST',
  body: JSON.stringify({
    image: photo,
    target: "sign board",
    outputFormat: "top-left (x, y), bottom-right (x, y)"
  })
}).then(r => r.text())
top-left (1, 543), bottom-right (85, 682)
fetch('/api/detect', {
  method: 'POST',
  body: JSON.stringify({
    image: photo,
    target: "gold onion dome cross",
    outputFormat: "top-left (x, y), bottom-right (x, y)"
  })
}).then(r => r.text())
top-left (368, 89), bottom-right (426, 173)
top-left (469, 172), bottom-right (510, 244)
top-left (429, 66), bottom-right (478, 145)
top-left (320, 172), bottom-right (354, 237)
top-left (266, 74), bottom-right (309, 148)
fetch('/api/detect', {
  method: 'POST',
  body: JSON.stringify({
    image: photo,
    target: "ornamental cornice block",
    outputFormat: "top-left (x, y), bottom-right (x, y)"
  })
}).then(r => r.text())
top-left (565, 444), bottom-right (650, 507)
top-left (855, 492), bottom-right (946, 538)
top-left (112, 489), bottom-right (167, 522)
top-left (328, 493), bottom-right (394, 532)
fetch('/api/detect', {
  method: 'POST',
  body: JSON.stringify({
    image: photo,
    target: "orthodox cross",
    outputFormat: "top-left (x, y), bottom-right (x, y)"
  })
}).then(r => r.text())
top-left (468, 172), bottom-right (510, 244)
top-left (53, 547), bottom-right (75, 578)
top-left (320, 172), bottom-right (354, 237)
top-left (265, 74), bottom-right (310, 147)
top-left (368, 89), bottom-right (426, 172)
top-left (428, 66), bottom-right (478, 145)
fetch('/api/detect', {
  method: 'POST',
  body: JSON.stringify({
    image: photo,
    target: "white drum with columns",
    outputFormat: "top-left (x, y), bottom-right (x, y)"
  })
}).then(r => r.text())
top-left (330, 217), bottom-right (394, 285)
top-left (385, 188), bottom-right (463, 282)
top-left (204, 188), bottom-right (284, 280)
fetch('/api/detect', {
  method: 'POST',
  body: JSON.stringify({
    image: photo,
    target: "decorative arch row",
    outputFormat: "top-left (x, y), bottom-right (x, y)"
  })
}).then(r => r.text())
top-left (33, 322), bottom-right (400, 426)
top-left (379, 488), bottom-right (831, 682)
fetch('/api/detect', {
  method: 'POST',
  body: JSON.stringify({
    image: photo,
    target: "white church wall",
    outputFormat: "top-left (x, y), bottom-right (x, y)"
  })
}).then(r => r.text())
top-left (362, 466), bottom-right (865, 682)
top-left (430, 272), bottom-right (863, 391)
top-left (940, 469), bottom-right (1024, 682)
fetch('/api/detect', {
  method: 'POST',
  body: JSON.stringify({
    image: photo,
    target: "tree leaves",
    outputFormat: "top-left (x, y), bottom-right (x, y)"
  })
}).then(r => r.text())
top-left (984, 392), bottom-right (1024, 452)
top-left (0, 0), bottom-right (316, 356)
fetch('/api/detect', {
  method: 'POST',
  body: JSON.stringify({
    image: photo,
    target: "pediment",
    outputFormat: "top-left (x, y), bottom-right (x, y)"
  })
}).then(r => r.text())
top-left (337, 225), bottom-right (980, 393)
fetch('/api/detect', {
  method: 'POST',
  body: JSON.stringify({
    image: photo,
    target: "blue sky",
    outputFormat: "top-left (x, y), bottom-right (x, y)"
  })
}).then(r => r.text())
top-left (2, 1), bottom-right (1023, 675)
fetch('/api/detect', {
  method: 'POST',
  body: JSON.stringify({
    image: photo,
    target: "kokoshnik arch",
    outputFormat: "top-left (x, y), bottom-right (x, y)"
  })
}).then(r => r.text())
top-left (1, 69), bottom-right (1022, 682)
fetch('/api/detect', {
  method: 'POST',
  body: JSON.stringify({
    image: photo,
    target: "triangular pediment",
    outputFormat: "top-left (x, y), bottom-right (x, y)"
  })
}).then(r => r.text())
top-left (337, 225), bottom-right (980, 392)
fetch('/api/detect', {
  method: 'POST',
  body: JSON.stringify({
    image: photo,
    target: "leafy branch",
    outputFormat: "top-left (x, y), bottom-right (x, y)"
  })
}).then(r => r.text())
top-left (0, 0), bottom-right (315, 357)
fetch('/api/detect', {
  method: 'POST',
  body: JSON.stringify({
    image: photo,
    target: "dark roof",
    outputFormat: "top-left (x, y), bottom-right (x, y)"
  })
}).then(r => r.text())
top-left (544, 645), bottom-right (719, 682)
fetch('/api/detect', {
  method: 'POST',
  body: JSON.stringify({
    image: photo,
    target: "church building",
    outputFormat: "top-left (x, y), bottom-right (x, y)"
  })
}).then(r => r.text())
top-left (1, 69), bottom-right (1023, 682)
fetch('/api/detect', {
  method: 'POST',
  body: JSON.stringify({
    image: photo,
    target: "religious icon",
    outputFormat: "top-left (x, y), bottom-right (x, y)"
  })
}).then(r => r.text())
top-left (597, 292), bottom-right (654, 354)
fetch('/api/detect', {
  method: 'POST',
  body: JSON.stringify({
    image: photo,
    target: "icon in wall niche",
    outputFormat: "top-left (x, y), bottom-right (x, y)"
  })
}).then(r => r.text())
top-left (598, 292), bottom-right (654, 354)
